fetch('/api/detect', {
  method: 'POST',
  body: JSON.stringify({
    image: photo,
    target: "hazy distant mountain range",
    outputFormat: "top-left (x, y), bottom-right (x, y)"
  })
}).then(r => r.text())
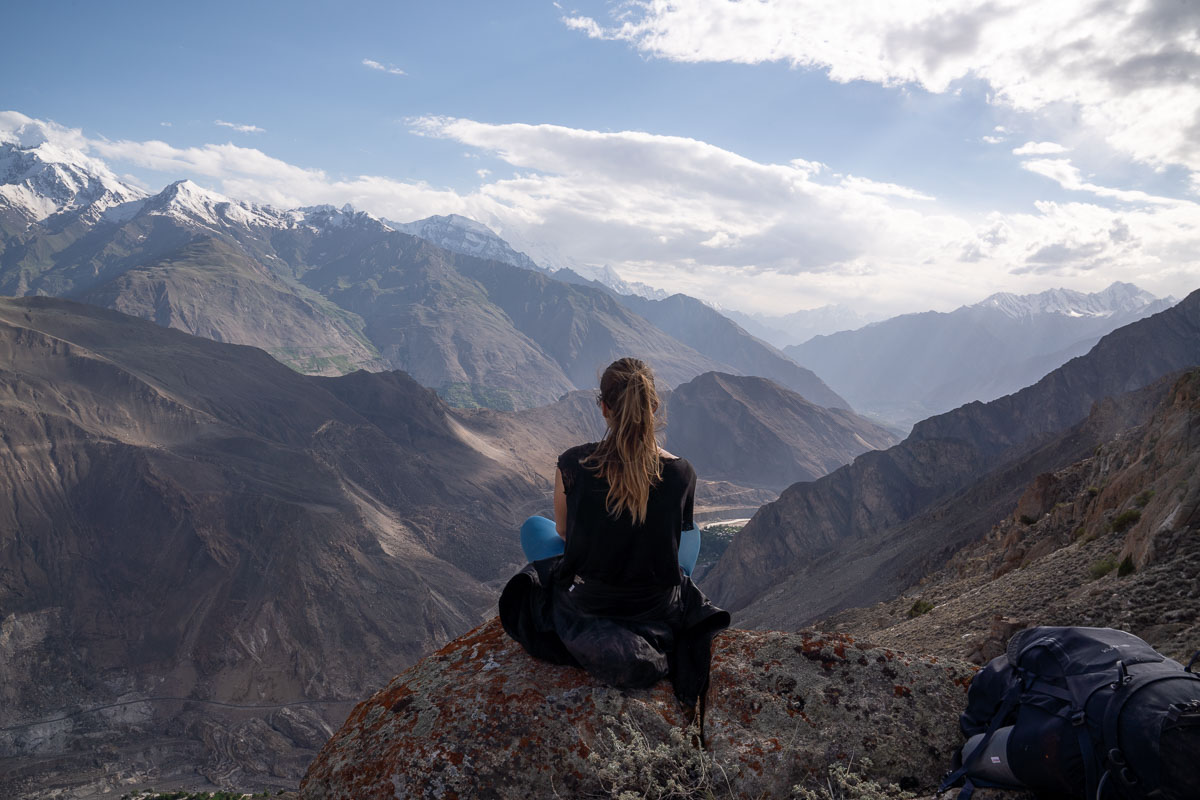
top-left (722, 304), bottom-right (885, 349)
top-left (786, 282), bottom-right (1177, 429)
top-left (0, 131), bottom-right (845, 411)
top-left (707, 288), bottom-right (1200, 625)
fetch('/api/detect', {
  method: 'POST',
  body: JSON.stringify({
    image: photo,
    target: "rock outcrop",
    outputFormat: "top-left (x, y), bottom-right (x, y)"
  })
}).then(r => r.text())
top-left (300, 618), bottom-right (975, 799)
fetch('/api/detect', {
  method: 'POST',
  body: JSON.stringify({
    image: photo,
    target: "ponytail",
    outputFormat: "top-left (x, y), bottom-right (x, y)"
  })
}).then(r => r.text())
top-left (583, 357), bottom-right (663, 524)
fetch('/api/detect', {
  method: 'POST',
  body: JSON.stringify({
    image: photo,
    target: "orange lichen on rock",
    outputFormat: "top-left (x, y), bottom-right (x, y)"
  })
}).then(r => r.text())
top-left (301, 619), bottom-right (976, 799)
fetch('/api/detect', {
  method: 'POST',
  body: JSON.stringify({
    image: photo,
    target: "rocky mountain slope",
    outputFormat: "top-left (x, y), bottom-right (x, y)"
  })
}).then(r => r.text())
top-left (0, 296), bottom-right (548, 794)
top-left (662, 372), bottom-right (897, 491)
top-left (613, 291), bottom-right (850, 409)
top-left (299, 618), bottom-right (975, 800)
top-left (390, 213), bottom-right (548, 274)
top-left (1, 132), bottom-right (845, 412)
top-left (707, 289), bottom-right (1200, 622)
top-left (787, 283), bottom-right (1176, 429)
top-left (822, 369), bottom-right (1200, 666)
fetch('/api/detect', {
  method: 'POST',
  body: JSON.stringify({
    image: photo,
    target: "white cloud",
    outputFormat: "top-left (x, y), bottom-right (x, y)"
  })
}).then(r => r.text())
top-left (1020, 158), bottom-right (1183, 206)
top-left (1013, 141), bottom-right (1068, 155)
top-left (982, 135), bottom-right (1005, 145)
top-left (362, 58), bottom-right (406, 76)
top-left (563, 1), bottom-right (1200, 176)
top-left (9, 110), bottom-right (1197, 316)
top-left (215, 120), bottom-right (265, 134)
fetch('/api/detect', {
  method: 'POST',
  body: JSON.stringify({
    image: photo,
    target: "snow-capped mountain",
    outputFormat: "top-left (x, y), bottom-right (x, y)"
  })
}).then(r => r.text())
top-left (0, 118), bottom-right (145, 223)
top-left (590, 263), bottom-right (670, 300)
top-left (392, 213), bottom-right (545, 273)
top-left (786, 283), bottom-right (1180, 430)
top-left (0, 126), bottom-right (849, 410)
top-left (976, 282), bottom-right (1173, 319)
top-left (136, 179), bottom-right (291, 230)
top-left (393, 213), bottom-right (671, 300)
top-left (298, 203), bottom-right (393, 232)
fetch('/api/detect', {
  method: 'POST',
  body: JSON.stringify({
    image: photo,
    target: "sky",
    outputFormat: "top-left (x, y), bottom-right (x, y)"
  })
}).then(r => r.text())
top-left (3, 0), bottom-right (1199, 316)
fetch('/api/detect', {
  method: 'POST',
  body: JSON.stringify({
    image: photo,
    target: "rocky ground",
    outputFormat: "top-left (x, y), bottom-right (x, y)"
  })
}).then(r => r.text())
top-left (300, 618), bottom-right (979, 800)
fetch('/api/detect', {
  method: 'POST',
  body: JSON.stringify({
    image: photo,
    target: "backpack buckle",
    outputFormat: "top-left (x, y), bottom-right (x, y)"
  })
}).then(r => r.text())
top-left (1071, 710), bottom-right (1087, 726)
top-left (1168, 699), bottom-right (1200, 722)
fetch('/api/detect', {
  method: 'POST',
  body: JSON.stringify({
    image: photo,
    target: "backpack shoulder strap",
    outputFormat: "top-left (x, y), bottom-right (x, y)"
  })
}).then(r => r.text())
top-left (940, 682), bottom-right (1022, 798)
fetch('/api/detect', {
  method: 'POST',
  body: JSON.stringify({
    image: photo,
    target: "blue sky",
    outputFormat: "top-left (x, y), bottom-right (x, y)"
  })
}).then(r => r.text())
top-left (3, 0), bottom-right (1199, 315)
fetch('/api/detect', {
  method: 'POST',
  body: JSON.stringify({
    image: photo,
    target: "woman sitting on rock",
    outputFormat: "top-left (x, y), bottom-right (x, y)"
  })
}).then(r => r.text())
top-left (499, 357), bottom-right (729, 707)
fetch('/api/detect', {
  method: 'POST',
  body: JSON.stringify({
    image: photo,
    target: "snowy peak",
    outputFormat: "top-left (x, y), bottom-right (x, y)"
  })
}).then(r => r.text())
top-left (393, 213), bottom-right (545, 272)
top-left (0, 123), bottom-right (145, 222)
top-left (392, 212), bottom-right (671, 300)
top-left (293, 203), bottom-right (392, 232)
top-left (591, 263), bottom-right (670, 300)
top-left (140, 180), bottom-right (286, 229)
top-left (974, 282), bottom-right (1167, 319)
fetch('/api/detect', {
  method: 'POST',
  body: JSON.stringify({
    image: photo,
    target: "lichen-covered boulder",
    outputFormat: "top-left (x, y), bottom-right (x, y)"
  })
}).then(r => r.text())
top-left (704, 628), bottom-right (975, 797)
top-left (300, 618), bottom-right (976, 799)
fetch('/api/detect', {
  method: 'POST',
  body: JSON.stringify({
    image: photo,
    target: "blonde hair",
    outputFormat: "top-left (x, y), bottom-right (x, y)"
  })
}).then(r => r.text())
top-left (583, 357), bottom-right (663, 524)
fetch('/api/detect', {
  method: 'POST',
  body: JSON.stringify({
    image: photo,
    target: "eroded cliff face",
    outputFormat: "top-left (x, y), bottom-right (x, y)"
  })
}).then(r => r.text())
top-left (822, 370), bottom-right (1200, 666)
top-left (0, 297), bottom-right (544, 796)
top-left (300, 618), bottom-right (976, 800)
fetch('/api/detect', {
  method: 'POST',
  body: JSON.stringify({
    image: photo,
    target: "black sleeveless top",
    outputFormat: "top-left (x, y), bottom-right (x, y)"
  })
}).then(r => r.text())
top-left (556, 442), bottom-right (696, 588)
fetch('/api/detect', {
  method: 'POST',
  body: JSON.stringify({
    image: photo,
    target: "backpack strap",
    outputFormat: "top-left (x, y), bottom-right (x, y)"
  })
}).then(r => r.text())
top-left (940, 682), bottom-right (1022, 797)
top-left (1029, 641), bottom-right (1117, 800)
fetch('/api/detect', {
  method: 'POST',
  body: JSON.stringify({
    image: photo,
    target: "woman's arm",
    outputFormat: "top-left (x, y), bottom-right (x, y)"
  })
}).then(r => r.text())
top-left (554, 468), bottom-right (568, 539)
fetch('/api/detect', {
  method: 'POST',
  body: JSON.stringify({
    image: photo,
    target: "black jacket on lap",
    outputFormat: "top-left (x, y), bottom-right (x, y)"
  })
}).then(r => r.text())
top-left (500, 442), bottom-right (730, 705)
top-left (499, 555), bottom-right (729, 705)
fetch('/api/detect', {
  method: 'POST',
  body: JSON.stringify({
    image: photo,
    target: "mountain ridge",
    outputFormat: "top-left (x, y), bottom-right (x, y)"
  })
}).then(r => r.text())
top-left (1, 136), bottom-right (847, 411)
top-left (708, 288), bottom-right (1200, 618)
top-left (786, 282), bottom-right (1178, 428)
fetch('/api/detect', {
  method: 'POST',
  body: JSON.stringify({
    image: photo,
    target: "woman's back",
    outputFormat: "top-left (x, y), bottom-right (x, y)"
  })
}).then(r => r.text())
top-left (556, 442), bottom-right (696, 588)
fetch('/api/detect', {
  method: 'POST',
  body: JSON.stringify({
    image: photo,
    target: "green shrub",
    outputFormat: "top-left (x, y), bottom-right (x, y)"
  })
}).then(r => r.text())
top-left (1112, 509), bottom-right (1142, 533)
top-left (1134, 490), bottom-right (1155, 508)
top-left (1118, 556), bottom-right (1136, 577)
top-left (1089, 555), bottom-right (1118, 579)
top-left (1019, 514), bottom-right (1038, 526)
top-left (1086, 486), bottom-right (1100, 497)
top-left (907, 599), bottom-right (935, 618)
